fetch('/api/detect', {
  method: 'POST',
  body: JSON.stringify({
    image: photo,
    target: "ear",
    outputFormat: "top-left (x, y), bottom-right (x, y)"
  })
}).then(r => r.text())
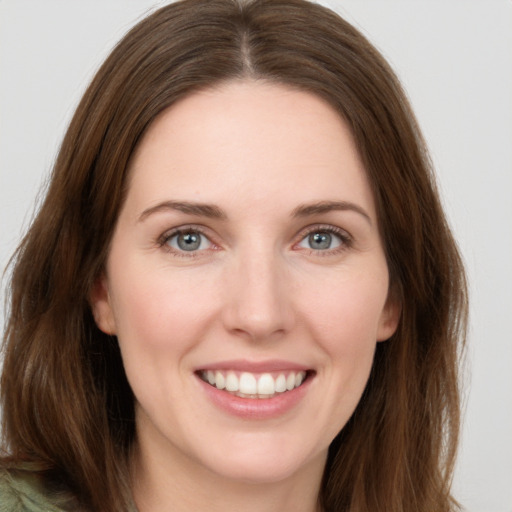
top-left (89, 274), bottom-right (117, 335)
top-left (376, 293), bottom-right (401, 342)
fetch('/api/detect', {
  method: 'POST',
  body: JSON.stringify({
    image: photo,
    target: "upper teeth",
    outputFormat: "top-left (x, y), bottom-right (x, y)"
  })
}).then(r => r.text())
top-left (201, 370), bottom-right (307, 398)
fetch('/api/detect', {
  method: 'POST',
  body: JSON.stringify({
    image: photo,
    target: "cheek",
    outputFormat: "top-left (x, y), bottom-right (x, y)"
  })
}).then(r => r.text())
top-left (304, 270), bottom-right (389, 348)
top-left (301, 269), bottom-right (388, 401)
top-left (110, 271), bottom-right (204, 352)
top-left (107, 269), bottom-right (216, 414)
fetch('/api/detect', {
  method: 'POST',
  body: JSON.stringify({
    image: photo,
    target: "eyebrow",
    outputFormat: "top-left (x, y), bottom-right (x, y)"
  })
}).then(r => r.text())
top-left (291, 200), bottom-right (372, 225)
top-left (138, 199), bottom-right (372, 225)
top-left (138, 201), bottom-right (227, 222)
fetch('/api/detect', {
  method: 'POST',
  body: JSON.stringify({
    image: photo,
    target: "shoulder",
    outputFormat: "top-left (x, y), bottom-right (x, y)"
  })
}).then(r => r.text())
top-left (0, 468), bottom-right (65, 512)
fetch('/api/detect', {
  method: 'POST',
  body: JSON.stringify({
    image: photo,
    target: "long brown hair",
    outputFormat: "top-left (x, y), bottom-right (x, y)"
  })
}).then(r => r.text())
top-left (1, 1), bottom-right (467, 510)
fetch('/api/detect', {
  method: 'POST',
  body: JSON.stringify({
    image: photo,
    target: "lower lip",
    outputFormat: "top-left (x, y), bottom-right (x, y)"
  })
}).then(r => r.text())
top-left (197, 374), bottom-right (312, 420)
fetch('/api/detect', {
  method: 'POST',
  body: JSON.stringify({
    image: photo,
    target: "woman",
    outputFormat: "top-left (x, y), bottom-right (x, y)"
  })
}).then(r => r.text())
top-left (0, 0), bottom-right (467, 511)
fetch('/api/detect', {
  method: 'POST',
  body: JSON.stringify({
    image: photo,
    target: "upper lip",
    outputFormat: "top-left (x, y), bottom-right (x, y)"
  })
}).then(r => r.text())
top-left (196, 359), bottom-right (312, 373)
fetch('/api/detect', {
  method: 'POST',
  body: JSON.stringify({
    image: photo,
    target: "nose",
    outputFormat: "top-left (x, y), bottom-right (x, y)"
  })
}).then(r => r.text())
top-left (221, 248), bottom-right (295, 342)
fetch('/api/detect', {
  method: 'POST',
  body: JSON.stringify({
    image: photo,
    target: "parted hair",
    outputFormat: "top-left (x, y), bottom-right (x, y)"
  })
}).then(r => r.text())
top-left (1, 0), bottom-right (467, 510)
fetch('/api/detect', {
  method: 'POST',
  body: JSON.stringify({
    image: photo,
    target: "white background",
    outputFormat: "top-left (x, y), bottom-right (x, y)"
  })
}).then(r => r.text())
top-left (1, 1), bottom-right (511, 511)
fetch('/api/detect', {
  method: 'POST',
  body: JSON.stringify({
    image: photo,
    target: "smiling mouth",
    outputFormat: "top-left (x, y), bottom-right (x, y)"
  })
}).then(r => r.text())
top-left (197, 369), bottom-right (313, 399)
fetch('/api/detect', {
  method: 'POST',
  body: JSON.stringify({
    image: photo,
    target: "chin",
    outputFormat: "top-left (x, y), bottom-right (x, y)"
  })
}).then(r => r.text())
top-left (191, 433), bottom-right (326, 485)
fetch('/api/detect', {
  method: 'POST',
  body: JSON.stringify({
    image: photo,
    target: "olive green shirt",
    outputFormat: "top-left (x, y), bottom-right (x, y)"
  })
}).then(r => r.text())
top-left (0, 469), bottom-right (65, 512)
top-left (0, 468), bottom-right (142, 512)
top-left (0, 468), bottom-right (140, 512)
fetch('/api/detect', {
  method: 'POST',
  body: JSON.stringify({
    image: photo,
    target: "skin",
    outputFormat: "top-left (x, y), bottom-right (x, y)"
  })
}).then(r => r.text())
top-left (91, 80), bottom-right (400, 512)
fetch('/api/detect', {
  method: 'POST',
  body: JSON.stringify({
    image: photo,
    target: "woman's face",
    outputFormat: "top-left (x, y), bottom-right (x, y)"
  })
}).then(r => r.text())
top-left (91, 80), bottom-right (399, 485)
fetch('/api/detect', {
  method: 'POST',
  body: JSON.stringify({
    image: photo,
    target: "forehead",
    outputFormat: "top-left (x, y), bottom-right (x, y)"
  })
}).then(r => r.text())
top-left (125, 80), bottom-right (376, 220)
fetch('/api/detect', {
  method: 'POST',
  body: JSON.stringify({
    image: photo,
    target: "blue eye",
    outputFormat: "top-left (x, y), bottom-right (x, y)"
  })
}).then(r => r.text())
top-left (298, 230), bottom-right (344, 251)
top-left (166, 230), bottom-right (212, 252)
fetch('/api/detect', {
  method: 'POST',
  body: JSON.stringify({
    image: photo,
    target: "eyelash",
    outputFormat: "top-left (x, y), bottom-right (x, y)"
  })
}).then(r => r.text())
top-left (157, 224), bottom-right (353, 257)
top-left (157, 225), bottom-right (215, 258)
top-left (295, 225), bottom-right (353, 256)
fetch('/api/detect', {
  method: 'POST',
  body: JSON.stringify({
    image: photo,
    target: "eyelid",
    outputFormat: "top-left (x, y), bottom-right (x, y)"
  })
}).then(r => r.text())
top-left (156, 223), bottom-right (353, 257)
top-left (157, 224), bottom-right (219, 256)
top-left (293, 224), bottom-right (353, 253)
